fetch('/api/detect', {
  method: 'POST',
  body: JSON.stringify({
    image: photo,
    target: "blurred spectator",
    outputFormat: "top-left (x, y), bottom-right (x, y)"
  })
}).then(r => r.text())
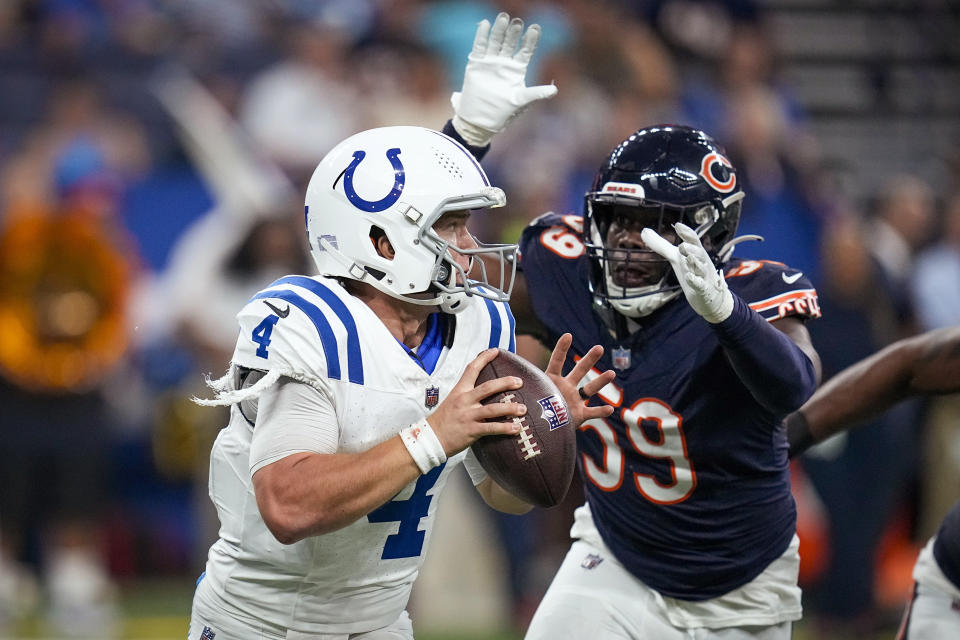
top-left (723, 84), bottom-right (829, 283)
top-left (866, 174), bottom-right (935, 335)
top-left (673, 16), bottom-right (828, 282)
top-left (679, 21), bottom-right (806, 141)
top-left (238, 19), bottom-right (364, 179)
top-left (356, 40), bottom-right (453, 129)
top-left (1, 78), bottom-right (150, 214)
top-left (911, 192), bottom-right (960, 331)
top-left (641, 0), bottom-right (761, 69)
top-left (0, 134), bottom-right (141, 636)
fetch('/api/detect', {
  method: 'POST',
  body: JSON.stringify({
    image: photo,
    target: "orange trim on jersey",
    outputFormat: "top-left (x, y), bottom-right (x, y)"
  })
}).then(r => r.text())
top-left (724, 259), bottom-right (787, 278)
top-left (748, 289), bottom-right (821, 320)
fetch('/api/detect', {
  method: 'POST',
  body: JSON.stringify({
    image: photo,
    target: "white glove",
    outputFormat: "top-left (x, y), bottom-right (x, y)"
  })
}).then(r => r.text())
top-left (451, 12), bottom-right (558, 147)
top-left (641, 223), bottom-right (734, 323)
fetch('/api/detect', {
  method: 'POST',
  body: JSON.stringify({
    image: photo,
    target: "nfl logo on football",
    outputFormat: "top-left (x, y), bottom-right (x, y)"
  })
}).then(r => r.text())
top-left (424, 386), bottom-right (440, 408)
top-left (537, 395), bottom-right (570, 430)
top-left (612, 346), bottom-right (631, 370)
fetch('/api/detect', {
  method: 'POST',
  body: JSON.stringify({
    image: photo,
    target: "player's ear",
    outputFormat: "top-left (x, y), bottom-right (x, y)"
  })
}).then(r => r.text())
top-left (370, 227), bottom-right (395, 260)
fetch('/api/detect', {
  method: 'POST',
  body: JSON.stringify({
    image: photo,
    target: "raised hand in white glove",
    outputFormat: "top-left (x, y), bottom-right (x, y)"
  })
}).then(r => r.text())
top-left (640, 222), bottom-right (734, 324)
top-left (451, 12), bottom-right (558, 147)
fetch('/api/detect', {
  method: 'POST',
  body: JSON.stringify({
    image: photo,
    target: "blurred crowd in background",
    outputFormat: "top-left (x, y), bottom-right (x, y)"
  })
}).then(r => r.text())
top-left (0, 0), bottom-right (958, 638)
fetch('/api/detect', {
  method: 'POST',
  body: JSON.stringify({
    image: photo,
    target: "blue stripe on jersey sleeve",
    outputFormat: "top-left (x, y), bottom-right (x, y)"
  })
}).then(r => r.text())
top-left (475, 285), bottom-right (515, 352)
top-left (482, 297), bottom-right (502, 349)
top-left (251, 289), bottom-right (342, 381)
top-left (271, 276), bottom-right (364, 385)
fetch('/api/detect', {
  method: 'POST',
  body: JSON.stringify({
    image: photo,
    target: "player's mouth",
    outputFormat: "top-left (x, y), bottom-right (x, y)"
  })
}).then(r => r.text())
top-left (611, 265), bottom-right (658, 287)
top-left (608, 250), bottom-right (666, 287)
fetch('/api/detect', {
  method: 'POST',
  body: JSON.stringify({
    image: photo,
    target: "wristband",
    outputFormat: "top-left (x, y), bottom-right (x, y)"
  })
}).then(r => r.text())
top-left (442, 119), bottom-right (491, 161)
top-left (450, 115), bottom-right (495, 147)
top-left (400, 419), bottom-right (447, 474)
top-left (786, 411), bottom-right (815, 459)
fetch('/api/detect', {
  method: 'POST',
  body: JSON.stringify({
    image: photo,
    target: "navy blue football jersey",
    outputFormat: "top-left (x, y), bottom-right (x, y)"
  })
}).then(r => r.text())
top-left (519, 212), bottom-right (821, 601)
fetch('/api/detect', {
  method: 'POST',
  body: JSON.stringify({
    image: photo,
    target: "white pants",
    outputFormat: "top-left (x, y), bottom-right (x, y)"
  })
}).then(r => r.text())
top-left (898, 582), bottom-right (960, 640)
top-left (524, 536), bottom-right (799, 640)
top-left (189, 591), bottom-right (414, 640)
top-left (898, 538), bottom-right (960, 639)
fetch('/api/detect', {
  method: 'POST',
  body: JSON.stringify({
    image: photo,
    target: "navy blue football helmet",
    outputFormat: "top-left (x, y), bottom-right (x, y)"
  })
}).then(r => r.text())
top-left (583, 125), bottom-right (746, 317)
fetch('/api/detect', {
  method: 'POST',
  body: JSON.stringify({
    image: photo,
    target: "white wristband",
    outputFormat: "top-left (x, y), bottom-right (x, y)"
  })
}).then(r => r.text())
top-left (399, 419), bottom-right (447, 474)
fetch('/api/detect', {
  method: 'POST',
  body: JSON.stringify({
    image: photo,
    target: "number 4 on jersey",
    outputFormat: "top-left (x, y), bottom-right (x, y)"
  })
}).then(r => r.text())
top-left (368, 463), bottom-right (444, 559)
top-left (251, 315), bottom-right (280, 358)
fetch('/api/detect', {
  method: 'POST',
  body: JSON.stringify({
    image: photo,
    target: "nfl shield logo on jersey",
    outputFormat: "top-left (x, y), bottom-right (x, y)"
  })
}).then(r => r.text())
top-left (612, 346), bottom-right (631, 370)
top-left (424, 386), bottom-right (440, 408)
top-left (537, 395), bottom-right (570, 430)
top-left (200, 626), bottom-right (216, 640)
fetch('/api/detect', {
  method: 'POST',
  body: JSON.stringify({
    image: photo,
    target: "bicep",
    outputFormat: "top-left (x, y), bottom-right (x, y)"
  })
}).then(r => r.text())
top-left (772, 316), bottom-right (822, 384)
top-left (250, 377), bottom-right (339, 475)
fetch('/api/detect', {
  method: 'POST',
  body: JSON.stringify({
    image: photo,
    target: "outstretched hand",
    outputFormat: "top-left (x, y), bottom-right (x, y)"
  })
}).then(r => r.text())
top-left (641, 223), bottom-right (734, 324)
top-left (451, 12), bottom-right (557, 146)
top-left (544, 333), bottom-right (615, 427)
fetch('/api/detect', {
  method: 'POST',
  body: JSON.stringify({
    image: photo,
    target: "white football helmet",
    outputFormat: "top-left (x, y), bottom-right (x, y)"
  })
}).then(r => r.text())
top-left (305, 126), bottom-right (517, 312)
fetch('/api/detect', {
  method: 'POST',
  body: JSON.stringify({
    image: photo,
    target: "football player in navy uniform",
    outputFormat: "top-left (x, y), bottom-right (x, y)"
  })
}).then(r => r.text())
top-left (787, 326), bottom-right (960, 639)
top-left (445, 17), bottom-right (823, 635)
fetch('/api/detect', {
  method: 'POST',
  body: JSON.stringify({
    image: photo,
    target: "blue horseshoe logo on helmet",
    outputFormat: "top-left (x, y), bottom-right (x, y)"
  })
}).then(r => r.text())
top-left (342, 148), bottom-right (405, 212)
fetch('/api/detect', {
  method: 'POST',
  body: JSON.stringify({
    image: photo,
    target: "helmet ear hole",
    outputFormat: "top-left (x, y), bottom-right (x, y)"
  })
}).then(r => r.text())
top-left (369, 225), bottom-right (395, 260)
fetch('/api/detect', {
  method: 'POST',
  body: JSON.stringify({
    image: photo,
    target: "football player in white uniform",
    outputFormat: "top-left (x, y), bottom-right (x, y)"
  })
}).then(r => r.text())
top-left (187, 122), bottom-right (615, 639)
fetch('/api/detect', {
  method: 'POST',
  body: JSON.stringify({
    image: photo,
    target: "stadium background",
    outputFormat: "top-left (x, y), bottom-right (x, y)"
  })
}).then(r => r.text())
top-left (0, 0), bottom-right (958, 638)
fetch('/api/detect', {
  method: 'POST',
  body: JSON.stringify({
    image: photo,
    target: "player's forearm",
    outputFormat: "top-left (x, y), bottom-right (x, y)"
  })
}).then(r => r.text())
top-left (799, 328), bottom-right (960, 440)
top-left (254, 438), bottom-right (421, 543)
top-left (713, 294), bottom-right (818, 417)
top-left (790, 328), bottom-right (960, 458)
top-left (799, 343), bottom-right (913, 443)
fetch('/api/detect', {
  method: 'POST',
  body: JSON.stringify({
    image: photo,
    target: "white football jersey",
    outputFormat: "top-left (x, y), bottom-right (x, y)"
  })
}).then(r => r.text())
top-left (195, 274), bottom-right (516, 634)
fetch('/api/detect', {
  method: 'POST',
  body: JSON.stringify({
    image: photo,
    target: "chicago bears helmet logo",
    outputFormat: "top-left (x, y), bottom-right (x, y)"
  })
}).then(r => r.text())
top-left (342, 148), bottom-right (406, 212)
top-left (699, 152), bottom-right (736, 193)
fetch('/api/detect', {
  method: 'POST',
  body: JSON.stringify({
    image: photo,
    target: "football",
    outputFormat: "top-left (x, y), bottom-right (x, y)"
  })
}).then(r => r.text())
top-left (472, 349), bottom-right (576, 508)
